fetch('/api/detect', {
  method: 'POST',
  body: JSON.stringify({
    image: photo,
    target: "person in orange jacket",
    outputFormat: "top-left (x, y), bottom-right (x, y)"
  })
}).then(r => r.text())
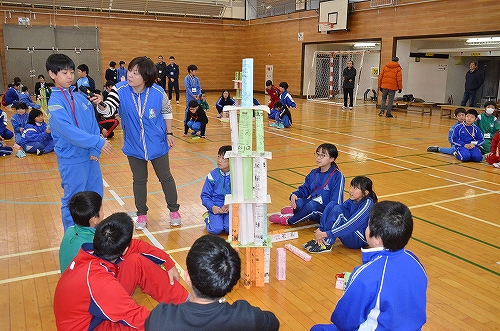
top-left (378, 56), bottom-right (403, 118)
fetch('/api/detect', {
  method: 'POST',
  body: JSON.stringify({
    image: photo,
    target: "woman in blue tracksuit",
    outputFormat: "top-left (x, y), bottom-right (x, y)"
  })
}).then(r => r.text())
top-left (269, 143), bottom-right (345, 225)
top-left (19, 109), bottom-right (54, 155)
top-left (304, 176), bottom-right (377, 253)
top-left (97, 56), bottom-right (181, 229)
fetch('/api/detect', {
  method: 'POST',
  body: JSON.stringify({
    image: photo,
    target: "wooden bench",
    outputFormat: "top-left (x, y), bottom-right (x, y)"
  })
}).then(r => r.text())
top-left (394, 101), bottom-right (436, 115)
top-left (438, 104), bottom-right (500, 118)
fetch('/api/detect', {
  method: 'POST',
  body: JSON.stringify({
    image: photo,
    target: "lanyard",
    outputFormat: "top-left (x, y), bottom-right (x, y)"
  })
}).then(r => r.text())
top-left (131, 88), bottom-right (150, 144)
top-left (462, 123), bottom-right (475, 139)
top-left (219, 170), bottom-right (229, 195)
top-left (20, 113), bottom-right (28, 127)
top-left (313, 167), bottom-right (337, 194)
top-left (59, 87), bottom-right (77, 127)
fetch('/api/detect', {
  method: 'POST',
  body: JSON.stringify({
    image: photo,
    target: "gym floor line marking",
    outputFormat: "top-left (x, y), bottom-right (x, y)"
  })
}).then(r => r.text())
top-left (432, 205), bottom-right (500, 229)
top-left (298, 123), bottom-right (418, 150)
top-left (413, 215), bottom-right (500, 250)
top-left (142, 227), bottom-right (165, 249)
top-left (412, 237), bottom-right (500, 277)
top-left (108, 189), bottom-right (125, 206)
top-left (379, 180), bottom-right (483, 198)
top-left (0, 270), bottom-right (60, 285)
top-left (103, 179), bottom-right (109, 188)
top-left (276, 126), bottom-right (498, 188)
top-left (409, 190), bottom-right (499, 209)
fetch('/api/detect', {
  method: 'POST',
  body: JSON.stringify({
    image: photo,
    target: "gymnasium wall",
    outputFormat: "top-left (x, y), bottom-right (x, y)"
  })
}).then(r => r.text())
top-left (0, 0), bottom-right (499, 97)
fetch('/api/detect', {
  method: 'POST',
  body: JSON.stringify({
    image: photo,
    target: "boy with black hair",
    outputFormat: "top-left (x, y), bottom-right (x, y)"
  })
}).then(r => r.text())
top-left (105, 61), bottom-right (118, 84)
top-left (117, 60), bottom-right (127, 82)
top-left (76, 63), bottom-right (96, 92)
top-left (278, 81), bottom-right (296, 110)
top-left (54, 212), bottom-right (189, 331)
top-left (166, 56), bottom-right (180, 104)
top-left (145, 235), bottom-right (279, 331)
top-left (46, 53), bottom-right (112, 231)
top-left (476, 100), bottom-right (500, 153)
top-left (451, 108), bottom-right (484, 162)
top-left (427, 107), bottom-right (466, 155)
top-left (311, 201), bottom-right (427, 331)
top-left (201, 145), bottom-right (232, 234)
top-left (265, 80), bottom-right (280, 110)
top-left (269, 101), bottom-right (292, 129)
top-left (184, 100), bottom-right (209, 138)
top-left (4, 81), bottom-right (20, 106)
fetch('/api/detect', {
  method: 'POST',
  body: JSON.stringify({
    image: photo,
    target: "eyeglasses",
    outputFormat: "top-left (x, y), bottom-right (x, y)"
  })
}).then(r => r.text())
top-left (314, 152), bottom-right (327, 159)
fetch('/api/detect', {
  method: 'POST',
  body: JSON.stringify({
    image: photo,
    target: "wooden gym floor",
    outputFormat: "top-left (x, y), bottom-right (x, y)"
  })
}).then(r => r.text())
top-left (1, 95), bottom-right (499, 330)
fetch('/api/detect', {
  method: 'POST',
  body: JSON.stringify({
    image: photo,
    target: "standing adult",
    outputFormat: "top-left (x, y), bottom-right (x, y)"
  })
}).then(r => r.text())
top-left (105, 61), bottom-right (118, 85)
top-left (460, 61), bottom-right (484, 107)
top-left (342, 60), bottom-right (356, 110)
top-left (378, 56), bottom-right (403, 118)
top-left (95, 56), bottom-right (182, 230)
top-left (156, 55), bottom-right (168, 91)
top-left (166, 56), bottom-right (180, 104)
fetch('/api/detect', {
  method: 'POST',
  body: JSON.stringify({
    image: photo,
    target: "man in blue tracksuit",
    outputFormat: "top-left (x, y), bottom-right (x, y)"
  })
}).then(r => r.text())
top-left (200, 145), bottom-right (232, 235)
top-left (311, 201), bottom-right (427, 331)
top-left (183, 64), bottom-right (201, 123)
top-left (46, 53), bottom-right (112, 231)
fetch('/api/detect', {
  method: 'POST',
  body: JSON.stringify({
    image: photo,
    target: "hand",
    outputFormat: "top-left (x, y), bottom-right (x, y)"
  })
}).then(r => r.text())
top-left (221, 204), bottom-right (229, 213)
top-left (20, 127), bottom-right (24, 132)
top-left (398, 89), bottom-right (402, 93)
top-left (167, 134), bottom-right (175, 148)
top-left (45, 127), bottom-right (51, 134)
top-left (101, 128), bottom-right (108, 137)
top-left (212, 206), bottom-right (223, 214)
top-left (90, 155), bottom-right (99, 161)
top-left (101, 140), bottom-right (113, 154)
top-left (194, 95), bottom-right (199, 100)
top-left (290, 194), bottom-right (298, 209)
top-left (90, 94), bottom-right (103, 106)
top-left (485, 152), bottom-right (493, 158)
top-left (314, 228), bottom-right (327, 242)
top-left (167, 266), bottom-right (181, 285)
top-left (170, 78), bottom-right (174, 82)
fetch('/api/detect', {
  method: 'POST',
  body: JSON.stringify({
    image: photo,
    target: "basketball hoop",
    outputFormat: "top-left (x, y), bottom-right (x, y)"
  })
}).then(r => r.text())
top-left (318, 22), bottom-right (335, 34)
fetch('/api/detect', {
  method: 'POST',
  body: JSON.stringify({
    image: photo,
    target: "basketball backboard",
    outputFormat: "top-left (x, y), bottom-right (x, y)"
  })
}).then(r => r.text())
top-left (318, 0), bottom-right (349, 33)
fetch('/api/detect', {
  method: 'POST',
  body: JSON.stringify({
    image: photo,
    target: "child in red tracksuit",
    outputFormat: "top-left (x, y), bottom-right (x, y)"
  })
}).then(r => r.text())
top-left (485, 130), bottom-right (500, 168)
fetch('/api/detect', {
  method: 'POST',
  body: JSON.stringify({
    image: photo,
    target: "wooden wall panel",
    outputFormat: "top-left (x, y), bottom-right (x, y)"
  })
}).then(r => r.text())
top-left (0, 0), bottom-right (500, 96)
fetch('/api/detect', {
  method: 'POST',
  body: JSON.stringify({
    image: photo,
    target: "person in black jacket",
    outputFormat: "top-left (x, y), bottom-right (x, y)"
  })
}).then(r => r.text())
top-left (156, 55), bottom-right (168, 91)
top-left (460, 61), bottom-right (484, 107)
top-left (144, 235), bottom-right (280, 331)
top-left (342, 60), bottom-right (356, 109)
top-left (184, 100), bottom-right (209, 138)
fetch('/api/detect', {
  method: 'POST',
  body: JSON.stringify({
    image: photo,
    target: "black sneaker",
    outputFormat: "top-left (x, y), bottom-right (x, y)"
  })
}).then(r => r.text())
top-left (302, 239), bottom-right (316, 249)
top-left (36, 149), bottom-right (45, 156)
top-left (378, 111), bottom-right (384, 116)
top-left (427, 146), bottom-right (439, 153)
top-left (386, 114), bottom-right (394, 118)
top-left (307, 242), bottom-right (333, 253)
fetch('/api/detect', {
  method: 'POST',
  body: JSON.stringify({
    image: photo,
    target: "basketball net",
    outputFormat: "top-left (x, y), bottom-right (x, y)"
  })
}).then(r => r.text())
top-left (318, 22), bottom-right (335, 34)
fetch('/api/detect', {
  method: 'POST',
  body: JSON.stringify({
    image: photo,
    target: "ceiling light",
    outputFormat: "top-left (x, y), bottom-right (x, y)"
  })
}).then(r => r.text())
top-left (353, 42), bottom-right (377, 48)
top-left (466, 37), bottom-right (500, 45)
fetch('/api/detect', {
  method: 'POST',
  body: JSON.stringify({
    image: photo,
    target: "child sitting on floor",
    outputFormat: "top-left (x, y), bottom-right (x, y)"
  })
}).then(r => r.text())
top-left (269, 101), bottom-right (292, 129)
top-left (19, 109), bottom-right (54, 155)
top-left (270, 143), bottom-right (345, 225)
top-left (427, 107), bottom-right (466, 155)
top-left (310, 201), bottom-right (427, 331)
top-left (200, 145), bottom-right (232, 235)
top-left (304, 176), bottom-right (377, 253)
top-left (451, 108), bottom-right (484, 162)
top-left (10, 102), bottom-right (29, 145)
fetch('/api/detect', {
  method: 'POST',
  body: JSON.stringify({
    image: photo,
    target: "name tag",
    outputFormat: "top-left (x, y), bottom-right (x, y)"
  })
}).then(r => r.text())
top-left (192, 88), bottom-right (197, 93)
top-left (471, 141), bottom-right (478, 145)
top-left (170, 72), bottom-right (174, 75)
top-left (159, 70), bottom-right (162, 74)
top-left (484, 133), bottom-right (491, 139)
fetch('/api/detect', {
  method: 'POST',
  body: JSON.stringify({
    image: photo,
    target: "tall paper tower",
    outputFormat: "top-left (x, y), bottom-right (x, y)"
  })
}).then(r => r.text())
top-left (223, 58), bottom-right (272, 287)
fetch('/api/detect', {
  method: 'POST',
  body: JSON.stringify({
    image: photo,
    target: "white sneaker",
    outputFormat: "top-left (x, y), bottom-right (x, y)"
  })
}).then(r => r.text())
top-left (349, 107), bottom-right (353, 110)
top-left (170, 211), bottom-right (182, 226)
top-left (341, 106), bottom-right (346, 110)
top-left (493, 163), bottom-right (500, 168)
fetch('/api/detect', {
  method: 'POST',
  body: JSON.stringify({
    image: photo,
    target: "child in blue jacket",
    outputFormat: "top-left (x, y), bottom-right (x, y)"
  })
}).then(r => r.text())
top-left (451, 108), bottom-right (484, 162)
top-left (310, 201), bottom-right (427, 331)
top-left (304, 176), bottom-right (377, 253)
top-left (201, 145), bottom-right (232, 235)
top-left (0, 108), bottom-right (14, 140)
top-left (46, 53), bottom-right (112, 231)
top-left (10, 102), bottom-right (29, 144)
top-left (269, 101), bottom-right (292, 129)
top-left (20, 109), bottom-right (54, 155)
top-left (427, 107), bottom-right (466, 155)
top-left (270, 143), bottom-right (345, 225)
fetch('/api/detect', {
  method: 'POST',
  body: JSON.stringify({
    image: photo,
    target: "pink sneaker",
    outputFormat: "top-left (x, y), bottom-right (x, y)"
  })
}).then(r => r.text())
top-left (135, 215), bottom-right (148, 230)
top-left (170, 211), bottom-right (182, 226)
top-left (269, 213), bottom-right (291, 225)
top-left (281, 206), bottom-right (294, 215)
